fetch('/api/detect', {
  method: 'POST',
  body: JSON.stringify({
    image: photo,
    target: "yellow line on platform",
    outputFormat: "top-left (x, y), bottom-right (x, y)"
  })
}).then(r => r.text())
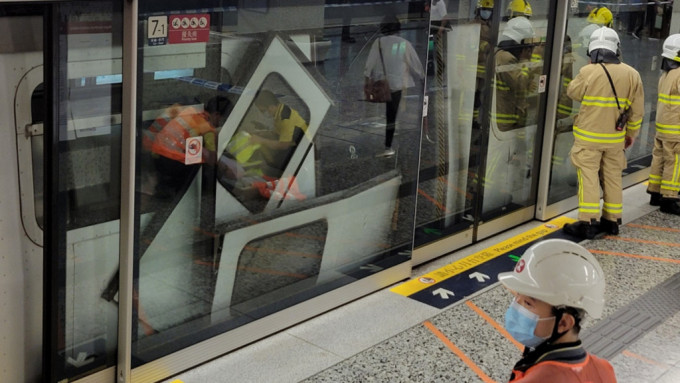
top-left (391, 216), bottom-right (576, 297)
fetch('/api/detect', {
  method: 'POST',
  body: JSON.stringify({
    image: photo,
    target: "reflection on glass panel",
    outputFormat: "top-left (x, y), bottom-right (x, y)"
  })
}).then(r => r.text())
top-left (482, 1), bottom-right (549, 218)
top-left (132, 1), bottom-right (425, 366)
top-left (548, 3), bottom-right (673, 205)
top-left (415, 1), bottom-right (489, 246)
top-left (218, 75), bottom-right (311, 213)
top-left (53, 1), bottom-right (122, 380)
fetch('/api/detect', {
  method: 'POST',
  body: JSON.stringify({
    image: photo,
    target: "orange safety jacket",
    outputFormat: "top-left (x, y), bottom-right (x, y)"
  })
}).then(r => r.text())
top-left (509, 342), bottom-right (617, 383)
top-left (567, 61), bottom-right (644, 149)
top-left (150, 105), bottom-right (216, 163)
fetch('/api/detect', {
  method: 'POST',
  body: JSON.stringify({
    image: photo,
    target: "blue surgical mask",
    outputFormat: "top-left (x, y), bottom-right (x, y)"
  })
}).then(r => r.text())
top-left (505, 300), bottom-right (553, 348)
top-left (480, 9), bottom-right (492, 20)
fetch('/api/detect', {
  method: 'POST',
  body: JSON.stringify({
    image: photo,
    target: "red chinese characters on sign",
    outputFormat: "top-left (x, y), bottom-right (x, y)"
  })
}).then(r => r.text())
top-left (168, 14), bottom-right (210, 44)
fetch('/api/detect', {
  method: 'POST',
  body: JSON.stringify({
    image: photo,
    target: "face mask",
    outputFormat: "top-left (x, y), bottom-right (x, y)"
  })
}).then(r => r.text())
top-left (505, 300), bottom-right (554, 348)
top-left (480, 10), bottom-right (492, 20)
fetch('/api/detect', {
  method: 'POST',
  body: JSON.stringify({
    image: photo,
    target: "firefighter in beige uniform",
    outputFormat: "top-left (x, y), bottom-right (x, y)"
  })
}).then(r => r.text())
top-left (563, 27), bottom-right (644, 239)
top-left (647, 34), bottom-right (680, 215)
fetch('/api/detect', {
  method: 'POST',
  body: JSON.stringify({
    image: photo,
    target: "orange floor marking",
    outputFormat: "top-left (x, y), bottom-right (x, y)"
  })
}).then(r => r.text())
top-left (622, 350), bottom-right (670, 368)
top-left (465, 301), bottom-right (523, 351)
top-left (589, 249), bottom-right (680, 264)
top-left (603, 236), bottom-right (680, 247)
top-left (417, 188), bottom-right (450, 214)
top-left (626, 223), bottom-right (680, 233)
top-left (439, 176), bottom-right (473, 200)
top-left (423, 320), bottom-right (498, 383)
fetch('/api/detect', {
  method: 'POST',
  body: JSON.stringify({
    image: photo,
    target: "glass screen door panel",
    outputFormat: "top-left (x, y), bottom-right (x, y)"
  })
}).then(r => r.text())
top-left (545, 3), bottom-right (671, 212)
top-left (480, 0), bottom-right (552, 221)
top-left (46, 1), bottom-right (123, 381)
top-left (414, 0), bottom-right (556, 258)
top-left (129, 1), bottom-right (424, 375)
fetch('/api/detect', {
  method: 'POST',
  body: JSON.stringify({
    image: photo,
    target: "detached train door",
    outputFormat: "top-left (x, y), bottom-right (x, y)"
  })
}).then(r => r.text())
top-left (3, 2), bottom-right (123, 382)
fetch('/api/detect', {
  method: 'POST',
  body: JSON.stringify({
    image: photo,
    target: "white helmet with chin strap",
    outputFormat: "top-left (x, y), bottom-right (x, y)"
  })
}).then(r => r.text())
top-left (497, 239), bottom-right (606, 319)
top-left (500, 16), bottom-right (535, 44)
top-left (588, 26), bottom-right (619, 55)
top-left (662, 34), bottom-right (680, 62)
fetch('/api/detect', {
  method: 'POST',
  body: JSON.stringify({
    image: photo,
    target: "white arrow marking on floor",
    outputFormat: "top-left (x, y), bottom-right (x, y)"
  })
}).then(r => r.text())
top-left (469, 272), bottom-right (490, 283)
top-left (67, 352), bottom-right (94, 368)
top-left (433, 288), bottom-right (455, 299)
top-left (360, 264), bottom-right (382, 272)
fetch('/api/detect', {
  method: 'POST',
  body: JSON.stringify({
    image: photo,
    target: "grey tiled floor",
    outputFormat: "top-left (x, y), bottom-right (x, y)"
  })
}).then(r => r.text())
top-left (165, 182), bottom-right (680, 383)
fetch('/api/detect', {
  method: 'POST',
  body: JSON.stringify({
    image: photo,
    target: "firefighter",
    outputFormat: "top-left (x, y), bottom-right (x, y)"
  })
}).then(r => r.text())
top-left (578, 7), bottom-right (614, 54)
top-left (563, 27), bottom-right (644, 239)
top-left (494, 16), bottom-right (536, 131)
top-left (506, 0), bottom-right (532, 20)
top-left (498, 239), bottom-right (617, 383)
top-left (647, 34), bottom-right (680, 215)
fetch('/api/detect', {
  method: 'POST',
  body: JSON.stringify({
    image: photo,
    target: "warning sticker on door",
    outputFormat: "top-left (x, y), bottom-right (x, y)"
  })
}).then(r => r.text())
top-left (185, 136), bottom-right (203, 165)
top-left (168, 14), bottom-right (210, 44)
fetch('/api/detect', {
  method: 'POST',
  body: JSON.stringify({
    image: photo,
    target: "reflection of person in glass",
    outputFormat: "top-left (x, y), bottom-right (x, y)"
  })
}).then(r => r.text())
top-left (149, 96), bottom-right (230, 198)
top-left (498, 239), bottom-right (617, 382)
top-left (250, 90), bottom-right (309, 175)
top-left (563, 27), bottom-right (644, 239)
top-left (473, 0), bottom-right (494, 129)
top-left (578, 6), bottom-right (614, 56)
top-left (365, 15), bottom-right (424, 158)
top-left (493, 16), bottom-right (536, 131)
top-left (506, 0), bottom-right (532, 20)
top-left (647, 34), bottom-right (680, 215)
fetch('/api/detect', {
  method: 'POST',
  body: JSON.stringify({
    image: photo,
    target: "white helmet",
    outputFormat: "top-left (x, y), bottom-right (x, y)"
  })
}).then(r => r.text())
top-left (588, 26), bottom-right (619, 55)
top-left (501, 16), bottom-right (535, 44)
top-left (497, 239), bottom-right (606, 319)
top-left (662, 34), bottom-right (680, 61)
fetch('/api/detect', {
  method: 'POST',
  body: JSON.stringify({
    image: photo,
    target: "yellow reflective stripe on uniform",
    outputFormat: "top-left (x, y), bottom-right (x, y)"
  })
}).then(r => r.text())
top-left (491, 112), bottom-right (519, 123)
top-left (603, 202), bottom-right (622, 214)
top-left (557, 104), bottom-right (573, 114)
top-left (496, 80), bottom-right (510, 91)
top-left (657, 93), bottom-right (680, 105)
top-left (581, 95), bottom-right (631, 108)
top-left (627, 119), bottom-right (642, 131)
top-left (656, 122), bottom-right (680, 135)
top-left (649, 173), bottom-right (662, 185)
top-left (576, 167), bottom-right (600, 213)
top-left (573, 126), bottom-right (625, 143)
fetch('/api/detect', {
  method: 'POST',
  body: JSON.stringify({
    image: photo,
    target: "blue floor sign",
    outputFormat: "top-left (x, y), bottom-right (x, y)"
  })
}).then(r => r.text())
top-left (392, 217), bottom-right (580, 309)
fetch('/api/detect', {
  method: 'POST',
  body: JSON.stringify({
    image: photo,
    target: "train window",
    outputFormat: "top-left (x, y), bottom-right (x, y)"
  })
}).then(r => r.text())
top-left (229, 220), bottom-right (325, 311)
top-left (29, 81), bottom-right (123, 230)
top-left (218, 73), bottom-right (311, 213)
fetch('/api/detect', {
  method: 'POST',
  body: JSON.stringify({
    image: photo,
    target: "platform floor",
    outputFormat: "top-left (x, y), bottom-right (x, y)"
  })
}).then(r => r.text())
top-left (163, 182), bottom-right (680, 383)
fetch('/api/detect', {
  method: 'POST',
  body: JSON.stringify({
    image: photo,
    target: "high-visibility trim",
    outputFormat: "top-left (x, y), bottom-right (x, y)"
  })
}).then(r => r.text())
top-left (627, 119), bottom-right (642, 130)
top-left (557, 104), bottom-right (573, 115)
top-left (495, 79), bottom-right (510, 91)
top-left (657, 93), bottom-right (680, 105)
top-left (581, 95), bottom-right (631, 108)
top-left (603, 202), bottom-right (623, 214)
top-left (573, 126), bottom-right (625, 143)
top-left (656, 123), bottom-right (680, 135)
top-left (491, 112), bottom-right (519, 124)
